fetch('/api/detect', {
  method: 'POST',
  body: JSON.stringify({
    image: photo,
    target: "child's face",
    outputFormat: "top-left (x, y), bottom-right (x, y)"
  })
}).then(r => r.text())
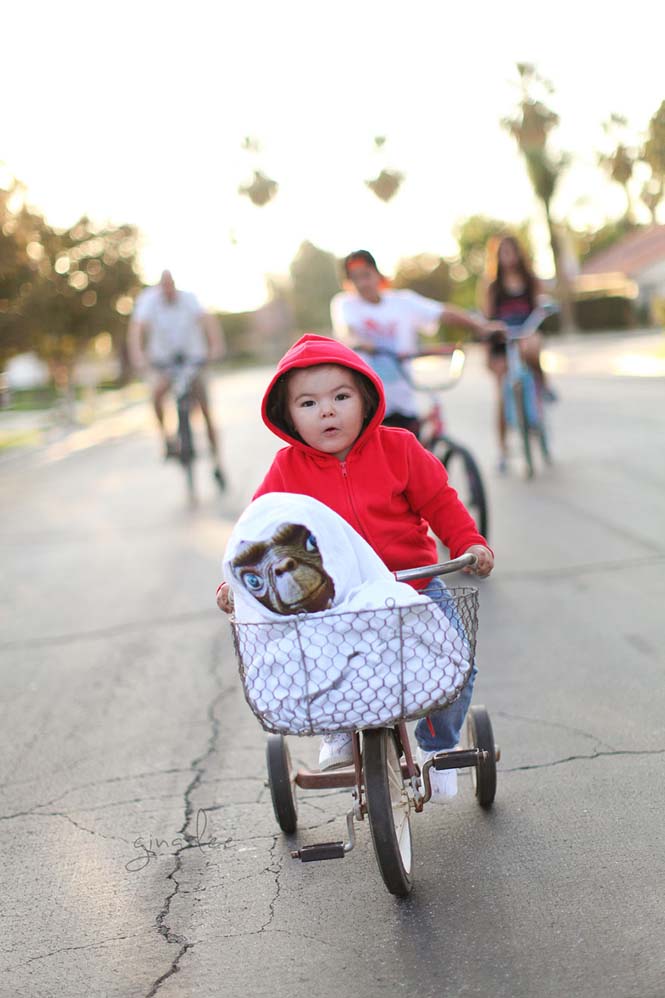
top-left (347, 262), bottom-right (381, 302)
top-left (287, 365), bottom-right (366, 461)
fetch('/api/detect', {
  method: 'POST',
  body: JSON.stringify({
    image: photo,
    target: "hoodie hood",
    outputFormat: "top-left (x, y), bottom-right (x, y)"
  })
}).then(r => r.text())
top-left (261, 334), bottom-right (386, 452)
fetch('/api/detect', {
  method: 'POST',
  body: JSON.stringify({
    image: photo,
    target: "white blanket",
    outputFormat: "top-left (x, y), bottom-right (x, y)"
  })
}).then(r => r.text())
top-left (224, 493), bottom-right (473, 734)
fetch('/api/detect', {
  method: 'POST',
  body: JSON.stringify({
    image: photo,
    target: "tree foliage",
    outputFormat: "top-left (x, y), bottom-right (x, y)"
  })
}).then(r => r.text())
top-left (23, 216), bottom-right (141, 370)
top-left (238, 170), bottom-right (279, 207)
top-left (365, 169), bottom-right (404, 203)
top-left (289, 241), bottom-right (340, 331)
top-left (0, 173), bottom-right (142, 376)
top-left (641, 101), bottom-right (665, 222)
top-left (0, 181), bottom-right (45, 368)
top-left (238, 137), bottom-right (279, 207)
top-left (365, 135), bottom-right (404, 203)
top-left (450, 215), bottom-right (532, 309)
top-left (392, 254), bottom-right (451, 302)
top-left (598, 114), bottom-right (638, 222)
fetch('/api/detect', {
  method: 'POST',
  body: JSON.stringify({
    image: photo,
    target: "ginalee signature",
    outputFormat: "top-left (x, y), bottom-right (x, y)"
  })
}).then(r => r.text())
top-left (126, 808), bottom-right (224, 872)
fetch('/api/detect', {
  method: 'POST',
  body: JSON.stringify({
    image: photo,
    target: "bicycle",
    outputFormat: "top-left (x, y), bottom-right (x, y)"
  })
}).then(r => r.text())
top-left (500, 304), bottom-right (559, 479)
top-left (157, 354), bottom-right (205, 503)
top-left (231, 553), bottom-right (499, 898)
top-left (374, 346), bottom-right (489, 540)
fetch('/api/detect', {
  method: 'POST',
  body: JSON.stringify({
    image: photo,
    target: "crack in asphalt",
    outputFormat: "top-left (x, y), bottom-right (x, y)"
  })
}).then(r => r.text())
top-left (260, 837), bottom-right (283, 933)
top-left (10, 793), bottom-right (187, 826)
top-left (0, 608), bottom-right (215, 652)
top-left (4, 935), bottom-right (132, 973)
top-left (0, 764), bottom-right (191, 793)
top-left (494, 710), bottom-right (617, 752)
top-left (145, 632), bottom-right (225, 998)
top-left (210, 835), bottom-right (285, 943)
top-left (30, 810), bottom-right (132, 845)
top-left (504, 746), bottom-right (665, 772)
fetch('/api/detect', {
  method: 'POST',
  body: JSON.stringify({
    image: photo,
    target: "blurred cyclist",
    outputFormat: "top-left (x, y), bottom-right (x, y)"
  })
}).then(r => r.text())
top-left (479, 234), bottom-right (557, 472)
top-left (129, 270), bottom-right (226, 488)
top-left (331, 249), bottom-right (503, 434)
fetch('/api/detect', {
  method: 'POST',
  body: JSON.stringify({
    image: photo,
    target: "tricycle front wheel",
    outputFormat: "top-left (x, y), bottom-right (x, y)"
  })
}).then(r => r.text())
top-left (363, 728), bottom-right (413, 897)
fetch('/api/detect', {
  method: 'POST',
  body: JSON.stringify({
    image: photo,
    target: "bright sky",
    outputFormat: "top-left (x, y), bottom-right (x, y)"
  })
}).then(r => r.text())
top-left (3, 1), bottom-right (664, 311)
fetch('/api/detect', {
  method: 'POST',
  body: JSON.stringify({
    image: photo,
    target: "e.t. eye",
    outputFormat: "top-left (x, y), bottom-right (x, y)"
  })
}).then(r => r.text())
top-left (242, 572), bottom-right (263, 591)
top-left (305, 533), bottom-right (318, 552)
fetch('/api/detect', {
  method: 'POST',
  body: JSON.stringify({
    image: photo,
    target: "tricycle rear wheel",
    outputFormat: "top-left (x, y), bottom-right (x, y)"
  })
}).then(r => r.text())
top-left (466, 705), bottom-right (497, 807)
top-left (266, 734), bottom-right (298, 833)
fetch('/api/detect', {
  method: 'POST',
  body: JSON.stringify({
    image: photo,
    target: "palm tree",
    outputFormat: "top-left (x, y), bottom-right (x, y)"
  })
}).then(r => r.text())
top-left (238, 137), bottom-right (279, 207)
top-left (641, 101), bottom-right (665, 223)
top-left (365, 136), bottom-right (404, 203)
top-left (502, 64), bottom-right (576, 330)
top-left (598, 114), bottom-right (638, 224)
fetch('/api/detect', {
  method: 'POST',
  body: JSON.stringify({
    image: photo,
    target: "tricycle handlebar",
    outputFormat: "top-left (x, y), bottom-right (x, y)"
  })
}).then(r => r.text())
top-left (395, 552), bottom-right (477, 582)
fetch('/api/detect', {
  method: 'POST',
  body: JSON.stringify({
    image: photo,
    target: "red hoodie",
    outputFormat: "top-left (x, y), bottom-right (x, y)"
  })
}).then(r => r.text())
top-left (254, 334), bottom-right (488, 589)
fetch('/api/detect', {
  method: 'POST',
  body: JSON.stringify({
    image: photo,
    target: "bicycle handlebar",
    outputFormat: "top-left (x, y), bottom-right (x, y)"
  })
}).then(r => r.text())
top-left (369, 344), bottom-right (462, 361)
top-left (500, 303), bottom-right (560, 342)
top-left (394, 552), bottom-right (477, 582)
top-left (154, 355), bottom-right (206, 369)
top-left (366, 345), bottom-right (466, 392)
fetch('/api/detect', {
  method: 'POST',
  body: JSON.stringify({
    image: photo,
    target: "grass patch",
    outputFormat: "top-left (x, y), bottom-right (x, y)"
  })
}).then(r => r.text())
top-left (0, 428), bottom-right (43, 451)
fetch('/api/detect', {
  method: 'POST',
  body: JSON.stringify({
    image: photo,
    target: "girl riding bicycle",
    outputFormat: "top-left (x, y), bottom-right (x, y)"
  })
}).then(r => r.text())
top-left (480, 234), bottom-right (558, 471)
top-left (216, 334), bottom-right (493, 798)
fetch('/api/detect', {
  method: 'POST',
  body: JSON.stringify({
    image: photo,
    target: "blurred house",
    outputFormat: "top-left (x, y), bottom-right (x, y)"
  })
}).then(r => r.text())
top-left (581, 226), bottom-right (665, 320)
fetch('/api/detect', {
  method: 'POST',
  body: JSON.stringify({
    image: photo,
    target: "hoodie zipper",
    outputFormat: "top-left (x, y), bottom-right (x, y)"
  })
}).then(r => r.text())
top-left (340, 460), bottom-right (370, 543)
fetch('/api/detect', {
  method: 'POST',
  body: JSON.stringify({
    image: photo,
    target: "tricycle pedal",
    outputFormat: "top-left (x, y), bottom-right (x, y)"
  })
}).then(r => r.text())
top-left (292, 842), bottom-right (346, 862)
top-left (432, 748), bottom-right (486, 770)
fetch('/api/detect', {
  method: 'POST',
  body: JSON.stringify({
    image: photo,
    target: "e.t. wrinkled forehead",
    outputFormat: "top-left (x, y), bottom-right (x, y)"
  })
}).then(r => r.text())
top-left (231, 523), bottom-right (310, 569)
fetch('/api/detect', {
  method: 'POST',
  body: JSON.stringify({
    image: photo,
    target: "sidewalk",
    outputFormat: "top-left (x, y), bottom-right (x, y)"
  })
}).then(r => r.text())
top-left (0, 382), bottom-right (150, 455)
top-left (542, 328), bottom-right (665, 378)
top-left (464, 328), bottom-right (665, 378)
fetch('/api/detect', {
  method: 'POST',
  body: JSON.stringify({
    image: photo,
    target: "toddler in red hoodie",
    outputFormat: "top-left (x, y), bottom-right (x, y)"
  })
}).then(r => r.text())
top-left (217, 334), bottom-right (493, 798)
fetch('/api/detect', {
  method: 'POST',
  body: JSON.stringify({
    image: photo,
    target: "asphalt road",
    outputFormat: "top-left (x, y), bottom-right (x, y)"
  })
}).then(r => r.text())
top-left (1, 336), bottom-right (664, 998)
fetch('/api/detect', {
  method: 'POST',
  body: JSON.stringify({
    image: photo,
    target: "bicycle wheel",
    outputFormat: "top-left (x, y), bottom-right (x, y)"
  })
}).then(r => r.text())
top-left (266, 734), bottom-right (298, 834)
top-left (432, 437), bottom-right (489, 540)
top-left (177, 396), bottom-right (196, 500)
top-left (535, 393), bottom-right (552, 466)
top-left (363, 728), bottom-right (413, 897)
top-left (513, 380), bottom-right (534, 479)
top-left (466, 706), bottom-right (496, 807)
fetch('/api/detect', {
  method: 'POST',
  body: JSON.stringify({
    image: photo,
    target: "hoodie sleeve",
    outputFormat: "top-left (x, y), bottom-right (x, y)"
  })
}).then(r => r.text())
top-left (402, 435), bottom-right (490, 557)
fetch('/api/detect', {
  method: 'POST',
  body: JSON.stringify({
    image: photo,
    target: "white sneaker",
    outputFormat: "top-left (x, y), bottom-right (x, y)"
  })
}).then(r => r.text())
top-left (416, 746), bottom-right (458, 801)
top-left (318, 733), bottom-right (354, 771)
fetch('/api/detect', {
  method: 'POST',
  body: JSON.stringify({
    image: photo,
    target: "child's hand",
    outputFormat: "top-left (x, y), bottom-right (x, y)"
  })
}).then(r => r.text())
top-left (463, 545), bottom-right (494, 578)
top-left (216, 581), bottom-right (234, 614)
top-left (482, 320), bottom-right (508, 341)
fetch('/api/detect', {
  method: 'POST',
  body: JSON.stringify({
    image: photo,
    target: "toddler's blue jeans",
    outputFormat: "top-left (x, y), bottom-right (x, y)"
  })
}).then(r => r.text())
top-left (414, 577), bottom-right (477, 751)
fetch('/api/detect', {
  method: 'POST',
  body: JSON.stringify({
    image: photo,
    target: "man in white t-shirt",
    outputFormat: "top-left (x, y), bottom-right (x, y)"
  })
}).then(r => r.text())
top-left (129, 270), bottom-right (226, 486)
top-left (331, 250), bottom-right (501, 432)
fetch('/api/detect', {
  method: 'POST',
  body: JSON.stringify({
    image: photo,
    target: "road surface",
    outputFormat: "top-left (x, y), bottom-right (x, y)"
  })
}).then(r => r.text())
top-left (1, 334), bottom-right (664, 997)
